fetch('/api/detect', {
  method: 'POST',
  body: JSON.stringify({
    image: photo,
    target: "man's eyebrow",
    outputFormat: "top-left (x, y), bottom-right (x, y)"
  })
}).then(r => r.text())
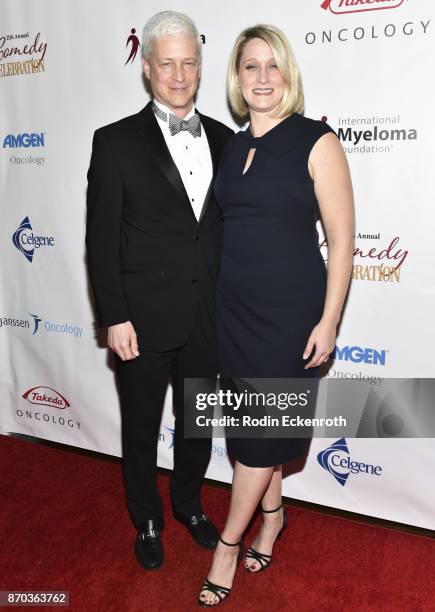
top-left (158, 56), bottom-right (199, 61)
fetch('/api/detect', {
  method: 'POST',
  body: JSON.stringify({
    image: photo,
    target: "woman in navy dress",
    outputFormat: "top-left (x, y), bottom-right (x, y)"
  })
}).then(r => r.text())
top-left (199, 25), bottom-right (354, 607)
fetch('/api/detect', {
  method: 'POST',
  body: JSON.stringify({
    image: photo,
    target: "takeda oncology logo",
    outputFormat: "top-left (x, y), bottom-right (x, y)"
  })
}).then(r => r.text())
top-left (22, 386), bottom-right (70, 409)
top-left (320, 0), bottom-right (405, 15)
top-left (12, 217), bottom-right (55, 262)
top-left (317, 438), bottom-right (383, 486)
top-left (17, 386), bottom-right (81, 431)
top-left (306, 1), bottom-right (430, 45)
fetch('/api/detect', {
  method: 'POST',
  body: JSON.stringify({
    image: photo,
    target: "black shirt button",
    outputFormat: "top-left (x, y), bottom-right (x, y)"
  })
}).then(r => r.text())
top-left (191, 279), bottom-right (197, 284)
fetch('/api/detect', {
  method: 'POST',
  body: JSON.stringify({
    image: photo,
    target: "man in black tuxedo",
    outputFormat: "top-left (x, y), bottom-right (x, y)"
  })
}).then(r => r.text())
top-left (85, 11), bottom-right (233, 570)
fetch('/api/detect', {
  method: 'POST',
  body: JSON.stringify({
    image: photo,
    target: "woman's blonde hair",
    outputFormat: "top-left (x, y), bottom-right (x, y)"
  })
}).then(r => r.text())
top-left (227, 24), bottom-right (304, 119)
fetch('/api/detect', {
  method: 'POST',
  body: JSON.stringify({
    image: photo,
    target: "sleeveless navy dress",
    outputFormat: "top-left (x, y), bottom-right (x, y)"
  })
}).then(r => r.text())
top-left (214, 113), bottom-right (335, 467)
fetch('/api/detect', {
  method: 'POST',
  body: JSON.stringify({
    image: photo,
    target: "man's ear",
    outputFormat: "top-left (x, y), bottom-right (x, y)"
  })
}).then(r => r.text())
top-left (142, 57), bottom-right (151, 80)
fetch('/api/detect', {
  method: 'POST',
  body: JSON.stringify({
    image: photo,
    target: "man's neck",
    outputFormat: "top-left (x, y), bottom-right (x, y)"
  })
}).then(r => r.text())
top-left (153, 98), bottom-right (194, 119)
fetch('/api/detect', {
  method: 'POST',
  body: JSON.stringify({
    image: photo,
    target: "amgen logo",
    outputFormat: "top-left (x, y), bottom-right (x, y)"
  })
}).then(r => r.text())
top-left (3, 133), bottom-right (45, 147)
top-left (334, 345), bottom-right (387, 365)
top-left (317, 438), bottom-right (383, 486)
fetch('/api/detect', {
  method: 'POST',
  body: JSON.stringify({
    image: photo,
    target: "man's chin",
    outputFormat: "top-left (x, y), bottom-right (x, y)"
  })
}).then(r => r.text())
top-left (168, 97), bottom-right (194, 107)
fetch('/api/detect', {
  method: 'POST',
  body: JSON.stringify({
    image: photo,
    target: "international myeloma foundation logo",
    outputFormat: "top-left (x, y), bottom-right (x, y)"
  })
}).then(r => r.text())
top-left (321, 0), bottom-right (405, 14)
top-left (22, 386), bottom-right (70, 409)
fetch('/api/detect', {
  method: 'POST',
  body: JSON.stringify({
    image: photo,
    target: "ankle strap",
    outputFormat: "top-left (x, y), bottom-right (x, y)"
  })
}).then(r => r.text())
top-left (219, 535), bottom-right (242, 547)
top-left (261, 503), bottom-right (283, 513)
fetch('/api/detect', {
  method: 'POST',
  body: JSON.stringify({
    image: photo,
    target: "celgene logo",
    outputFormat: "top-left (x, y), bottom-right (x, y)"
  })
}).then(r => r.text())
top-left (3, 133), bottom-right (45, 147)
top-left (317, 438), bottom-right (382, 486)
top-left (321, 0), bottom-right (405, 15)
top-left (334, 345), bottom-right (386, 365)
top-left (12, 216), bottom-right (55, 262)
top-left (22, 386), bottom-right (70, 409)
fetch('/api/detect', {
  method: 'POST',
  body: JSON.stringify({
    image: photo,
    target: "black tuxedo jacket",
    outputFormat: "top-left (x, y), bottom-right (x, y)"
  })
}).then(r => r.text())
top-left (85, 101), bottom-right (233, 351)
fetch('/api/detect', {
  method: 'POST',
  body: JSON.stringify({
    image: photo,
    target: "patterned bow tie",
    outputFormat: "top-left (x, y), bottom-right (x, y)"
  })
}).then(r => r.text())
top-left (153, 102), bottom-right (201, 138)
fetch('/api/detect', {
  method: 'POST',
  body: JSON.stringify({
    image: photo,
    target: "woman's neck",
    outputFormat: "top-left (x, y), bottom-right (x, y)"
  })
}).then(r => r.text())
top-left (249, 110), bottom-right (288, 138)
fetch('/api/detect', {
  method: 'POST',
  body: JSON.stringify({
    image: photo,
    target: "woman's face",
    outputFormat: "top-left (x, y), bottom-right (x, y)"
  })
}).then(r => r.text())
top-left (237, 37), bottom-right (286, 116)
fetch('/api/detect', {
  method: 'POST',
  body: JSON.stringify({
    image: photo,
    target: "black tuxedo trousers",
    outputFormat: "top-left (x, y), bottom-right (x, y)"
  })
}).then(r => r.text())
top-left (86, 103), bottom-right (233, 529)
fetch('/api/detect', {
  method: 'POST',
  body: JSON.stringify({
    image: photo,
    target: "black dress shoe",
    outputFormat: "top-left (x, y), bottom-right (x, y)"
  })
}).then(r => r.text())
top-left (174, 512), bottom-right (219, 549)
top-left (135, 519), bottom-right (163, 570)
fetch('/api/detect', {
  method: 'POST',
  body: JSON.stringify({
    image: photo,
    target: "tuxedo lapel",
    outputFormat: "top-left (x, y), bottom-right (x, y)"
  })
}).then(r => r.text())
top-left (137, 102), bottom-right (191, 208)
top-left (135, 103), bottom-right (222, 225)
top-left (197, 113), bottom-right (220, 226)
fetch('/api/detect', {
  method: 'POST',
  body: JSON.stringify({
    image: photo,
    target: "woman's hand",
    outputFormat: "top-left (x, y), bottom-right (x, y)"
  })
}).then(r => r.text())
top-left (302, 319), bottom-right (337, 369)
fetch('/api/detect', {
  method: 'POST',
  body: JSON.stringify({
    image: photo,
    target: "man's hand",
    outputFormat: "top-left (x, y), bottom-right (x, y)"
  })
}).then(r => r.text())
top-left (107, 321), bottom-right (140, 361)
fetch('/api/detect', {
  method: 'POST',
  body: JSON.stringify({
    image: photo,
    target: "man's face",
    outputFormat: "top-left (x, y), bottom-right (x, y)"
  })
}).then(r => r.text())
top-left (143, 35), bottom-right (201, 118)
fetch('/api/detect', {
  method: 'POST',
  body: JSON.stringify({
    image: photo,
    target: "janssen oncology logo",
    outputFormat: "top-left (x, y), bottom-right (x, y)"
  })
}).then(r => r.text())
top-left (3, 132), bottom-right (45, 148)
top-left (320, 0), bottom-right (405, 15)
top-left (22, 386), bottom-right (70, 409)
top-left (12, 217), bottom-right (55, 262)
top-left (317, 438), bottom-right (383, 486)
top-left (0, 312), bottom-right (83, 338)
top-left (333, 345), bottom-right (387, 366)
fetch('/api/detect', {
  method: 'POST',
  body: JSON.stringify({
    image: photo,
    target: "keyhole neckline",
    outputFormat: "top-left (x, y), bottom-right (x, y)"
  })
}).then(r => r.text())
top-left (244, 112), bottom-right (296, 142)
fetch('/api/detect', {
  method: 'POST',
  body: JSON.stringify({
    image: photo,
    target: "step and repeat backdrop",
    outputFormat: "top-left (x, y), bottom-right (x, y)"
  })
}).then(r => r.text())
top-left (1, 0), bottom-right (435, 529)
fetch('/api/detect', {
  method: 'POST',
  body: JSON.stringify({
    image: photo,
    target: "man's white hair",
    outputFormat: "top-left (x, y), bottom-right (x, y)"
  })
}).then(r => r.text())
top-left (141, 11), bottom-right (201, 61)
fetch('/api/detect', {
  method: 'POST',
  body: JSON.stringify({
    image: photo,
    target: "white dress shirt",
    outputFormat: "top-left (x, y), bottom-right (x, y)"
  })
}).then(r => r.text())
top-left (153, 99), bottom-right (213, 221)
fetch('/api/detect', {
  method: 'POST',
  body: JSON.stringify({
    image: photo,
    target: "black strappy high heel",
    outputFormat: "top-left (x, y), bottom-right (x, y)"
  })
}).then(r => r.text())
top-left (245, 503), bottom-right (288, 573)
top-left (198, 535), bottom-right (244, 607)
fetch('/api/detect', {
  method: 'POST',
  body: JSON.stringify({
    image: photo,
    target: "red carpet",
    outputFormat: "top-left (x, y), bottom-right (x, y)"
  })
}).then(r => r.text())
top-left (1, 434), bottom-right (434, 612)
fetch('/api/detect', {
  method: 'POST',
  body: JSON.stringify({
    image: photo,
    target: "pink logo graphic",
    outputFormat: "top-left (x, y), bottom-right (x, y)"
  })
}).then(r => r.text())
top-left (125, 27), bottom-right (140, 65)
top-left (321, 0), bottom-right (405, 15)
top-left (22, 386), bottom-right (70, 409)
